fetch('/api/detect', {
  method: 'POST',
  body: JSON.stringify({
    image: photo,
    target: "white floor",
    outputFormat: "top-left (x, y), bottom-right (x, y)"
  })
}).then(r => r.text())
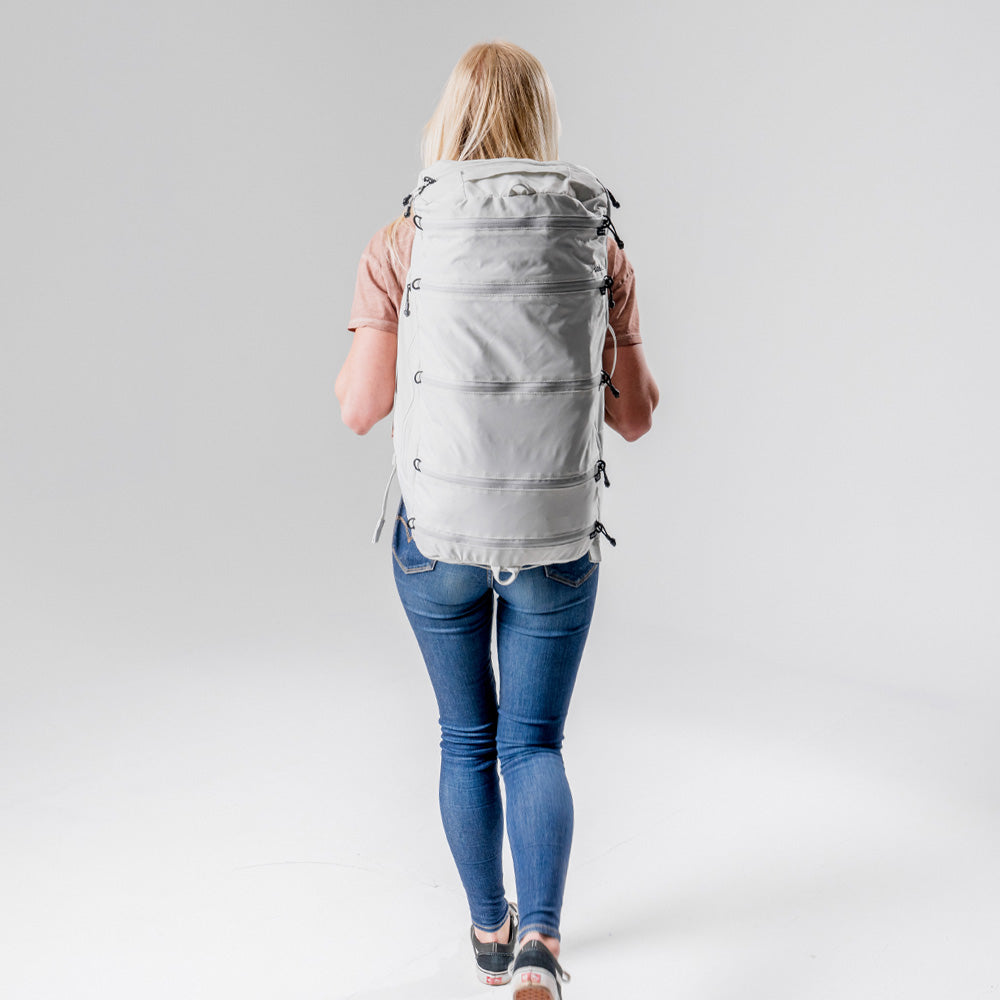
top-left (2, 619), bottom-right (998, 999)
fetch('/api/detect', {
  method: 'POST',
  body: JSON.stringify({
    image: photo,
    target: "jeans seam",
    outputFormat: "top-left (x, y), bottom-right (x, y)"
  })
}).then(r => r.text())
top-left (543, 561), bottom-right (598, 587)
top-left (473, 902), bottom-right (512, 934)
top-left (392, 514), bottom-right (437, 573)
top-left (517, 922), bottom-right (561, 941)
top-left (392, 548), bottom-right (437, 573)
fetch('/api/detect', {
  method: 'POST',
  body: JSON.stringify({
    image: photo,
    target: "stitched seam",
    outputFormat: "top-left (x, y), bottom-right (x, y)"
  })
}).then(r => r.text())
top-left (392, 515), bottom-right (436, 573)
top-left (544, 561), bottom-right (597, 587)
top-left (392, 548), bottom-right (436, 574)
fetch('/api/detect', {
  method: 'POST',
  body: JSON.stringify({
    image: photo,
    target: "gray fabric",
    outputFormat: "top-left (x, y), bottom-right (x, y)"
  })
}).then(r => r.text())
top-left (392, 158), bottom-right (615, 582)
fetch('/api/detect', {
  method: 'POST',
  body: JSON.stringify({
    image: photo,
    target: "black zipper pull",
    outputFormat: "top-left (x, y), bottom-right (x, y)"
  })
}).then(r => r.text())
top-left (599, 274), bottom-right (616, 310)
top-left (403, 175), bottom-right (438, 218)
top-left (594, 459), bottom-right (611, 487)
top-left (600, 369), bottom-right (621, 398)
top-left (403, 277), bottom-right (421, 316)
top-left (600, 215), bottom-right (625, 250)
top-left (590, 520), bottom-right (617, 546)
top-left (597, 179), bottom-right (621, 210)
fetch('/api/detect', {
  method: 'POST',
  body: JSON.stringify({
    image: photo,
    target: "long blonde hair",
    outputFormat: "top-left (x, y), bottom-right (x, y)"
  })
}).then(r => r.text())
top-left (386, 40), bottom-right (562, 271)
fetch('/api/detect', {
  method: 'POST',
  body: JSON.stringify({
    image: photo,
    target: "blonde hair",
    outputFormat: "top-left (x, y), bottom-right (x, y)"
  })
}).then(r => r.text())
top-left (385, 40), bottom-right (562, 271)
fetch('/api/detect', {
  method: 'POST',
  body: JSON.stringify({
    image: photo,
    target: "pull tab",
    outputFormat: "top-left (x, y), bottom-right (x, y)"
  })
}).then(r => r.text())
top-left (594, 459), bottom-right (611, 487)
top-left (402, 175), bottom-right (437, 218)
top-left (403, 277), bottom-right (421, 317)
top-left (600, 369), bottom-right (621, 398)
top-left (600, 215), bottom-right (625, 250)
top-left (590, 520), bottom-right (617, 546)
top-left (492, 566), bottom-right (520, 586)
top-left (599, 274), bottom-right (616, 310)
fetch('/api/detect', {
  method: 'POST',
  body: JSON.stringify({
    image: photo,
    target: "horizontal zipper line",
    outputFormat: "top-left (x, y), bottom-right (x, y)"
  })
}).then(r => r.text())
top-left (415, 277), bottom-right (604, 295)
top-left (418, 372), bottom-right (601, 394)
top-left (416, 215), bottom-right (604, 231)
top-left (417, 466), bottom-right (598, 490)
top-left (412, 521), bottom-right (595, 548)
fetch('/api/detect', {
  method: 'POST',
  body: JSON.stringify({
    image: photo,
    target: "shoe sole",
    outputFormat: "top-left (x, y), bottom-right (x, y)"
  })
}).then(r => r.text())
top-left (511, 965), bottom-right (561, 1000)
top-left (477, 967), bottom-right (513, 986)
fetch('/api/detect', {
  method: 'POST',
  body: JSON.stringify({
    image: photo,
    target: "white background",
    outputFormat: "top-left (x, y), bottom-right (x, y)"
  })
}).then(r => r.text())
top-left (2, 1), bottom-right (997, 997)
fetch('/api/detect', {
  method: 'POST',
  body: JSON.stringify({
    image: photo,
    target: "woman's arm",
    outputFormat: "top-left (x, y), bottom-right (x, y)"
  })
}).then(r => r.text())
top-left (602, 342), bottom-right (660, 441)
top-left (335, 326), bottom-right (397, 435)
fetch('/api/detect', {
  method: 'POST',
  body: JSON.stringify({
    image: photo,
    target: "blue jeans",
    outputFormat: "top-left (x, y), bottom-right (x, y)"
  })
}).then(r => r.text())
top-left (391, 496), bottom-right (599, 942)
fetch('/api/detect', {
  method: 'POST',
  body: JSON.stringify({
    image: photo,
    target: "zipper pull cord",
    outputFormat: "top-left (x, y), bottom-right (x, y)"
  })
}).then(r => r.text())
top-left (594, 459), bottom-right (611, 487)
top-left (402, 175), bottom-right (438, 218)
top-left (597, 179), bottom-right (621, 210)
top-left (590, 520), bottom-right (617, 546)
top-left (600, 369), bottom-right (621, 398)
top-left (371, 454), bottom-right (398, 544)
top-left (599, 274), bottom-right (616, 310)
top-left (601, 215), bottom-right (625, 250)
top-left (403, 277), bottom-right (421, 316)
top-left (596, 179), bottom-right (624, 246)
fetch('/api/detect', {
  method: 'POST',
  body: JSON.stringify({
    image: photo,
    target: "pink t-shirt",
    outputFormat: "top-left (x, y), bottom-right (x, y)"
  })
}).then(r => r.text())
top-left (347, 215), bottom-right (642, 353)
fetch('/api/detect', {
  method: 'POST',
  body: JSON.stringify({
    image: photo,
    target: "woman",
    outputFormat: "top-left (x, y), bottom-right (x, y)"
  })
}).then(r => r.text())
top-left (336, 40), bottom-right (659, 999)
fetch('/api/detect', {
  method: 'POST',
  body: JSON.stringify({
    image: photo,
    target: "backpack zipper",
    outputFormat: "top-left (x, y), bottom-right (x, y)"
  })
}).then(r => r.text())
top-left (409, 520), bottom-right (601, 549)
top-left (599, 274), bottom-right (616, 309)
top-left (598, 215), bottom-right (625, 249)
top-left (599, 183), bottom-right (621, 209)
top-left (590, 520), bottom-right (617, 545)
top-left (413, 214), bottom-right (604, 234)
top-left (596, 178), bottom-right (625, 248)
top-left (416, 371), bottom-right (601, 394)
top-left (410, 276), bottom-right (606, 298)
top-left (413, 462), bottom-right (604, 491)
top-left (402, 175), bottom-right (438, 218)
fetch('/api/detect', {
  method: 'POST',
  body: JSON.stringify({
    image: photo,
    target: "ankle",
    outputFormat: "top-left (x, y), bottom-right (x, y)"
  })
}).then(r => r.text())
top-left (520, 930), bottom-right (560, 958)
top-left (473, 912), bottom-right (511, 945)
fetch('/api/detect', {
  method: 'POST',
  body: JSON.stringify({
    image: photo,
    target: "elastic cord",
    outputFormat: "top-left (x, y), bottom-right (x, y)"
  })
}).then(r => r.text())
top-left (370, 454), bottom-right (397, 543)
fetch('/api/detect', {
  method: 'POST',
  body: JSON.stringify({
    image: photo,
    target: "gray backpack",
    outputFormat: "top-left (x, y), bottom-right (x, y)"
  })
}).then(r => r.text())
top-left (371, 157), bottom-right (624, 584)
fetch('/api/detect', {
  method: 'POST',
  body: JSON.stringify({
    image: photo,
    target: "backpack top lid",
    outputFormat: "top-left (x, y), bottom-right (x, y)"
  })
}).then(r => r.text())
top-left (403, 157), bottom-right (616, 226)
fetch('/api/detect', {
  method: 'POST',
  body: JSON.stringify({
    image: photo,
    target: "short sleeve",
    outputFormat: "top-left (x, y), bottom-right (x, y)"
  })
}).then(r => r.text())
top-left (605, 237), bottom-right (642, 352)
top-left (347, 228), bottom-right (401, 335)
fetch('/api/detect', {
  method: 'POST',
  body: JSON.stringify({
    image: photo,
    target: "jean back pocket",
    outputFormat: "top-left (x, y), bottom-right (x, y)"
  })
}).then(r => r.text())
top-left (543, 552), bottom-right (598, 588)
top-left (391, 501), bottom-right (437, 574)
